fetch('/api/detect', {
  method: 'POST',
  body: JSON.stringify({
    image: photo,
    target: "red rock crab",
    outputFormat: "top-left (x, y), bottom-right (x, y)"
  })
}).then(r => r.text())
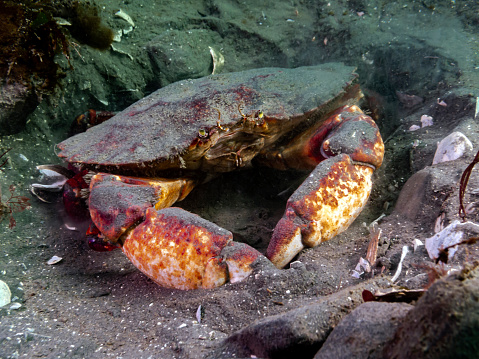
top-left (36, 63), bottom-right (384, 290)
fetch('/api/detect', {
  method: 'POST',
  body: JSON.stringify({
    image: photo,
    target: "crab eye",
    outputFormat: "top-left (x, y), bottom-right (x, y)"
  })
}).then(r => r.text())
top-left (257, 110), bottom-right (264, 119)
top-left (198, 129), bottom-right (208, 138)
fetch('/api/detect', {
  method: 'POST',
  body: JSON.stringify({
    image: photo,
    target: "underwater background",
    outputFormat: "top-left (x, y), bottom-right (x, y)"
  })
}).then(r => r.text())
top-left (1, 0), bottom-right (478, 358)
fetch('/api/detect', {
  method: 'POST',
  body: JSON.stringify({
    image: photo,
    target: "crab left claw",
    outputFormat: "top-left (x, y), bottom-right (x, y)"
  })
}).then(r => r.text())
top-left (85, 173), bottom-right (264, 289)
top-left (265, 105), bottom-right (384, 267)
top-left (122, 207), bottom-right (262, 289)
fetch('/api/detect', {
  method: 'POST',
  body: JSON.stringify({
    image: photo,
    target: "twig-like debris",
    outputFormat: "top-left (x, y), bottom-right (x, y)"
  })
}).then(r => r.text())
top-left (0, 149), bottom-right (12, 171)
top-left (391, 245), bottom-right (409, 282)
top-left (366, 223), bottom-right (381, 266)
top-left (459, 149), bottom-right (479, 221)
top-left (362, 288), bottom-right (425, 303)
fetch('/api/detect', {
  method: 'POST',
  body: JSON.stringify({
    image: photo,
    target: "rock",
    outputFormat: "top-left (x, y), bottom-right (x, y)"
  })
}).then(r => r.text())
top-left (314, 302), bottom-right (412, 359)
top-left (383, 263), bottom-right (479, 358)
top-left (146, 29), bottom-right (219, 87)
top-left (391, 169), bottom-right (432, 222)
top-left (391, 161), bottom-right (470, 226)
top-left (207, 280), bottom-right (386, 359)
top-left (0, 81), bottom-right (38, 135)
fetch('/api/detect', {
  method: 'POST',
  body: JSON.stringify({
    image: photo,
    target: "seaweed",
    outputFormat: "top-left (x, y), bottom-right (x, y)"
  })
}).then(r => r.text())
top-left (459, 149), bottom-right (479, 221)
top-left (0, 0), bottom-right (113, 93)
top-left (0, 0), bottom-right (71, 92)
top-left (0, 149), bottom-right (31, 229)
top-left (69, 1), bottom-right (114, 51)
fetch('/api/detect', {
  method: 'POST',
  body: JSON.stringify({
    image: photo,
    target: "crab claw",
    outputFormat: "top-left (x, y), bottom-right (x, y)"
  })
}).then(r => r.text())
top-left (122, 207), bottom-right (263, 289)
top-left (266, 155), bottom-right (374, 268)
top-left (266, 106), bottom-right (384, 268)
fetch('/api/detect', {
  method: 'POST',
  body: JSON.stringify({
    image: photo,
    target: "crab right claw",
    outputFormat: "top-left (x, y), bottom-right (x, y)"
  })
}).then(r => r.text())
top-left (86, 173), bottom-right (265, 289)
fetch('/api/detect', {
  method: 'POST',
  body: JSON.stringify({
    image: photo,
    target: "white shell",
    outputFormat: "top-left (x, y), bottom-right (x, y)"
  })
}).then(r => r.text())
top-left (47, 255), bottom-right (63, 265)
top-left (413, 238), bottom-right (424, 252)
top-left (432, 131), bottom-right (473, 164)
top-left (0, 280), bottom-right (11, 307)
top-left (196, 304), bottom-right (202, 323)
top-left (9, 302), bottom-right (22, 310)
top-left (209, 47), bottom-right (225, 75)
top-left (426, 221), bottom-right (479, 262)
top-left (115, 9), bottom-right (135, 27)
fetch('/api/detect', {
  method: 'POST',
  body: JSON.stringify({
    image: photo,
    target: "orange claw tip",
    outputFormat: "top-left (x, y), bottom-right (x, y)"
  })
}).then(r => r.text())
top-left (122, 207), bottom-right (234, 290)
top-left (266, 215), bottom-right (305, 269)
top-left (221, 242), bottom-right (263, 283)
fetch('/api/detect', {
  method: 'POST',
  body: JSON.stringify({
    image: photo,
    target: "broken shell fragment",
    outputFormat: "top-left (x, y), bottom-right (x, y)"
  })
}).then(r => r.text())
top-left (413, 238), bottom-right (424, 252)
top-left (432, 131), bottom-right (473, 164)
top-left (0, 280), bottom-right (11, 307)
top-left (9, 302), bottom-right (22, 310)
top-left (437, 99), bottom-right (447, 107)
top-left (115, 9), bottom-right (135, 27)
top-left (425, 220), bottom-right (479, 262)
top-left (209, 46), bottom-right (225, 74)
top-left (196, 304), bottom-right (202, 323)
top-left (113, 30), bottom-right (122, 42)
top-left (47, 255), bottom-right (63, 265)
top-left (391, 245), bottom-right (408, 282)
top-left (55, 17), bottom-right (71, 26)
top-left (420, 115), bottom-right (433, 127)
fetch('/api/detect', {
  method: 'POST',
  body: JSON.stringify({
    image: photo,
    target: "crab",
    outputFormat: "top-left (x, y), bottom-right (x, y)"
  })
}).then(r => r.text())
top-left (34, 63), bottom-right (384, 290)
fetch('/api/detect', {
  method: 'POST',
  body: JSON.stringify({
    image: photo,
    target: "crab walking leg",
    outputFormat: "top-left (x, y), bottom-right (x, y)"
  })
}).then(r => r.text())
top-left (266, 155), bottom-right (374, 268)
top-left (122, 207), bottom-right (263, 289)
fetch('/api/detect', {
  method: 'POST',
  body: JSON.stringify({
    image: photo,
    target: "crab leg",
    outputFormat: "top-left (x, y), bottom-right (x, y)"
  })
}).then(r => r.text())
top-left (266, 106), bottom-right (384, 268)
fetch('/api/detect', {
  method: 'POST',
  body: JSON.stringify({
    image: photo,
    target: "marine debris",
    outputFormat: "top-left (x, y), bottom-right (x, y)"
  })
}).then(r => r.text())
top-left (459, 148), bottom-right (479, 220)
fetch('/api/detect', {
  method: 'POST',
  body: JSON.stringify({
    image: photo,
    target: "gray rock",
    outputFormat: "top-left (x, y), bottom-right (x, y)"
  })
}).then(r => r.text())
top-left (314, 302), bottom-right (412, 359)
top-left (0, 81), bottom-right (38, 135)
top-left (391, 159), bottom-right (477, 227)
top-left (383, 263), bottom-right (479, 359)
top-left (146, 29), bottom-right (220, 87)
top-left (207, 280), bottom-right (385, 359)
